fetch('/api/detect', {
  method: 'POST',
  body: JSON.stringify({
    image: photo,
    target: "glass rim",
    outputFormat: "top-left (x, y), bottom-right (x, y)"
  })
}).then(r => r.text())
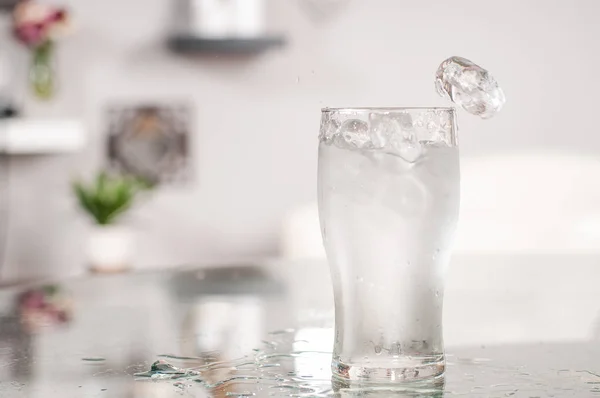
top-left (319, 106), bottom-right (458, 147)
top-left (321, 106), bottom-right (455, 112)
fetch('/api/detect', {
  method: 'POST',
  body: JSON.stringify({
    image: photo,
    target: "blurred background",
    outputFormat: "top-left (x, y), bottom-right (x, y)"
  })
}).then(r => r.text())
top-left (0, 0), bottom-right (599, 347)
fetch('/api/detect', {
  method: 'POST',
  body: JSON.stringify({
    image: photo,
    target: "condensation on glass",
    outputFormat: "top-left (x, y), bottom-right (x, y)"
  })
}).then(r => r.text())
top-left (317, 107), bottom-right (460, 384)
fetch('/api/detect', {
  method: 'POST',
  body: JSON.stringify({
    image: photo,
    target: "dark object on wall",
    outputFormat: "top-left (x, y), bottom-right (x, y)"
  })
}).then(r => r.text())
top-left (107, 104), bottom-right (190, 185)
top-left (168, 35), bottom-right (285, 55)
top-left (0, 106), bottom-right (17, 118)
top-left (0, 0), bottom-right (18, 12)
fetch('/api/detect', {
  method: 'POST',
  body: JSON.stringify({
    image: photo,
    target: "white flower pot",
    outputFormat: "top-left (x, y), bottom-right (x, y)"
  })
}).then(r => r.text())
top-left (87, 225), bottom-right (135, 273)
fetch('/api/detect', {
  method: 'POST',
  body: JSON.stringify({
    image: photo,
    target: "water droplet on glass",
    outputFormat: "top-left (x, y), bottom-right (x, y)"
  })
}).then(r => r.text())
top-left (374, 345), bottom-right (382, 355)
top-left (296, 76), bottom-right (300, 83)
top-left (435, 56), bottom-right (505, 119)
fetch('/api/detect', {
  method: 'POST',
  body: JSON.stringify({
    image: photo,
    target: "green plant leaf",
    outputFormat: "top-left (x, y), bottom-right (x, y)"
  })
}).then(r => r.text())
top-left (72, 171), bottom-right (152, 225)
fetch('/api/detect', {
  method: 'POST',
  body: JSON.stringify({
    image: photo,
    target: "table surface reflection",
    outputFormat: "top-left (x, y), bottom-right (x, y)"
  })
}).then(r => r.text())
top-left (0, 264), bottom-right (598, 397)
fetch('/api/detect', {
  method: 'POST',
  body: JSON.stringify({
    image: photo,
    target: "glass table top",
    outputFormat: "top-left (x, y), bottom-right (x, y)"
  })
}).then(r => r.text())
top-left (0, 263), bottom-right (598, 397)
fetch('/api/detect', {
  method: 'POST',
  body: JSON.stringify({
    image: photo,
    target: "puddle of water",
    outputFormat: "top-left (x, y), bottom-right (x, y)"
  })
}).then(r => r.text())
top-left (135, 330), bottom-right (446, 397)
top-left (135, 330), bottom-right (600, 397)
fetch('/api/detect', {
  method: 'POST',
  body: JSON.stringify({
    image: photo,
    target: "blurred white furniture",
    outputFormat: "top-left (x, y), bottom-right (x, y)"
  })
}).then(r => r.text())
top-left (0, 119), bottom-right (84, 154)
top-left (280, 202), bottom-right (326, 260)
top-left (456, 151), bottom-right (600, 253)
top-left (279, 151), bottom-right (600, 345)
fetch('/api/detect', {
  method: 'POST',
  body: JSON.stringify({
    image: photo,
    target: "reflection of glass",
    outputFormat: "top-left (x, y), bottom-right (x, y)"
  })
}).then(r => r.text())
top-left (318, 108), bottom-right (459, 383)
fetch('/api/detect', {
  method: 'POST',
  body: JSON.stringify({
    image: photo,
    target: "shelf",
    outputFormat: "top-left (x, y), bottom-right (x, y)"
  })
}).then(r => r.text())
top-left (167, 35), bottom-right (286, 55)
top-left (0, 119), bottom-right (85, 154)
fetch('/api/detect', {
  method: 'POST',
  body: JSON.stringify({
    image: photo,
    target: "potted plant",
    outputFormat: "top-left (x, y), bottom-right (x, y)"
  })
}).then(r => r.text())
top-left (73, 171), bottom-right (151, 273)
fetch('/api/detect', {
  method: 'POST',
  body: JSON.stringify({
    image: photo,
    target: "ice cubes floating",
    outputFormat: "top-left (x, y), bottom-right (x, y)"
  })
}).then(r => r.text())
top-left (435, 56), bottom-right (505, 119)
top-left (319, 109), bottom-right (455, 163)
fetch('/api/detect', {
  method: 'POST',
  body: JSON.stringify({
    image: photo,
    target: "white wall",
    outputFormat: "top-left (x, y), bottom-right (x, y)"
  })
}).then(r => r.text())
top-left (3, 0), bottom-right (600, 279)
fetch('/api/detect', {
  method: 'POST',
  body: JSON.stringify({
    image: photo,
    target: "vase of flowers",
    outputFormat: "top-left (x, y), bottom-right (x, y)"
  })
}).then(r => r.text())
top-left (12, 0), bottom-right (69, 100)
top-left (73, 172), bottom-right (151, 273)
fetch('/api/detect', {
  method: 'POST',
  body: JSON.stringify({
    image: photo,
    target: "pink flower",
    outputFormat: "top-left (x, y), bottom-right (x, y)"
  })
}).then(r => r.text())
top-left (12, 1), bottom-right (69, 47)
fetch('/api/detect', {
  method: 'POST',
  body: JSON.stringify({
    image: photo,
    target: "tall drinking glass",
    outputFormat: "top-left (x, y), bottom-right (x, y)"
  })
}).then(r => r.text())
top-left (317, 107), bottom-right (459, 384)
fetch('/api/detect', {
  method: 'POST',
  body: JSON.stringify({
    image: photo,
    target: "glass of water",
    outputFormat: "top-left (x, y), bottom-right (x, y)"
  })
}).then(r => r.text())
top-left (317, 107), bottom-right (459, 384)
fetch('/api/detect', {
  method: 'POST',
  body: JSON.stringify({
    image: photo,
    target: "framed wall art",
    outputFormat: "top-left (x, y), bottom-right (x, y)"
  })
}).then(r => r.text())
top-left (107, 104), bottom-right (191, 184)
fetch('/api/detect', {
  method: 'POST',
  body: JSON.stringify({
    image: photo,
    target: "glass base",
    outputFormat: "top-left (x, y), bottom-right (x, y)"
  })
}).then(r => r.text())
top-left (331, 376), bottom-right (445, 397)
top-left (331, 355), bottom-right (445, 384)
